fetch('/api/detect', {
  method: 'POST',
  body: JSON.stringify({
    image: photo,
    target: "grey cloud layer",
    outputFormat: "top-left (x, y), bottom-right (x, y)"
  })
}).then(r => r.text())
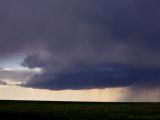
top-left (0, 68), bottom-right (36, 82)
top-left (0, 0), bottom-right (160, 90)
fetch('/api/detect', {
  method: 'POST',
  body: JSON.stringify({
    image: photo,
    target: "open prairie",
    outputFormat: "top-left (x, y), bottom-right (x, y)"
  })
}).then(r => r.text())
top-left (0, 100), bottom-right (159, 120)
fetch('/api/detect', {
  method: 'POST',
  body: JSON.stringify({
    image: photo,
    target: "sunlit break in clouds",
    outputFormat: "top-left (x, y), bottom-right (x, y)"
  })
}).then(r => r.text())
top-left (0, 0), bottom-right (160, 102)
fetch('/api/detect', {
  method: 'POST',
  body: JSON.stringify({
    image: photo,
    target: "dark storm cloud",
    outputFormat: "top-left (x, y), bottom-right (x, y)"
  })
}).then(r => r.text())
top-left (22, 64), bottom-right (160, 90)
top-left (22, 64), bottom-right (133, 90)
top-left (0, 80), bottom-right (7, 86)
top-left (0, 0), bottom-right (160, 90)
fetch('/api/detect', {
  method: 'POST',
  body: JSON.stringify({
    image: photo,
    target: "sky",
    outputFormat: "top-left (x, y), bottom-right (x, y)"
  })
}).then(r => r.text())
top-left (0, 0), bottom-right (160, 102)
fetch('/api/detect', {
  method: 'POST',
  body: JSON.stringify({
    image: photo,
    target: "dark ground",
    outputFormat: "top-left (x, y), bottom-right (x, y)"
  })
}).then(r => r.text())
top-left (0, 100), bottom-right (160, 120)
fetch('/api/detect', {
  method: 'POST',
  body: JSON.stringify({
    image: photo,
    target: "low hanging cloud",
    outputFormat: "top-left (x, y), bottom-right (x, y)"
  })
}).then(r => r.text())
top-left (0, 67), bottom-right (37, 82)
top-left (0, 0), bottom-right (160, 90)
top-left (22, 63), bottom-right (160, 90)
top-left (0, 80), bottom-right (7, 86)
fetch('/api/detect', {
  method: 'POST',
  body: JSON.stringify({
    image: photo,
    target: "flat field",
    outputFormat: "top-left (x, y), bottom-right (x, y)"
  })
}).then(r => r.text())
top-left (0, 100), bottom-right (159, 120)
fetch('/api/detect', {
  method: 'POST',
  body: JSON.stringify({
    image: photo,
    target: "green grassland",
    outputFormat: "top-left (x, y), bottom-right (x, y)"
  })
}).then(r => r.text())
top-left (0, 100), bottom-right (160, 120)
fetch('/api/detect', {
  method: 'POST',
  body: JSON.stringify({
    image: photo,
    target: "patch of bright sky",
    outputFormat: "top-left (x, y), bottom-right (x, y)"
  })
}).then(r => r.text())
top-left (0, 85), bottom-right (125, 102)
top-left (0, 55), bottom-right (25, 69)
